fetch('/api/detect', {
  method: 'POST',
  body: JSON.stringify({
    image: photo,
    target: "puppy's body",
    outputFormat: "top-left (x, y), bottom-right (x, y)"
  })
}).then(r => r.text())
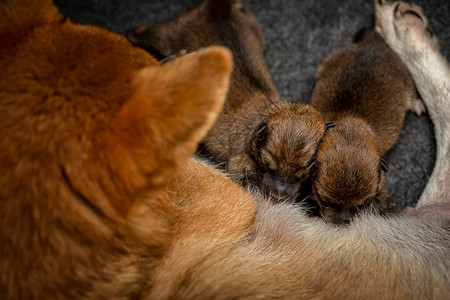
top-left (127, 0), bottom-right (326, 202)
top-left (312, 29), bottom-right (418, 153)
top-left (2, 1), bottom-right (450, 299)
top-left (310, 28), bottom-right (419, 223)
top-left (374, 0), bottom-right (450, 207)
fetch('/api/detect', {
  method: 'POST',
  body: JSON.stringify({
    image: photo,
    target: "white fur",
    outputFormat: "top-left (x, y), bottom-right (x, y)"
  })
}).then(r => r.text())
top-left (375, 0), bottom-right (450, 207)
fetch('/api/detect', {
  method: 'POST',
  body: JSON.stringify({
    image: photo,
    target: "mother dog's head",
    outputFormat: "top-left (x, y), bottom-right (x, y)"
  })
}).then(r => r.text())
top-left (0, 0), bottom-right (231, 298)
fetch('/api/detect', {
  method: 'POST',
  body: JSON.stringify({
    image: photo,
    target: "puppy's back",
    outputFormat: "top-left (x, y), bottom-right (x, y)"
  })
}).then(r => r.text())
top-left (311, 29), bottom-right (415, 154)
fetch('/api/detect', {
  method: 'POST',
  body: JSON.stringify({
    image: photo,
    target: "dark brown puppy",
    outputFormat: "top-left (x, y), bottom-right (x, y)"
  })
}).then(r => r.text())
top-left (127, 0), bottom-right (326, 202)
top-left (310, 28), bottom-right (422, 224)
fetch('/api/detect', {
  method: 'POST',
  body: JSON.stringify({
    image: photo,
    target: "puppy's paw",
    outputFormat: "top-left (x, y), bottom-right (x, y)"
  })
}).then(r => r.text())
top-left (410, 98), bottom-right (427, 116)
top-left (404, 204), bottom-right (450, 221)
top-left (374, 1), bottom-right (438, 58)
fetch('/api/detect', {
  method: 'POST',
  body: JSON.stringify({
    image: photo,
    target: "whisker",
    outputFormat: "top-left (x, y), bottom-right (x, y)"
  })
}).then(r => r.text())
top-left (112, 0), bottom-right (116, 32)
top-left (127, 0), bottom-right (143, 33)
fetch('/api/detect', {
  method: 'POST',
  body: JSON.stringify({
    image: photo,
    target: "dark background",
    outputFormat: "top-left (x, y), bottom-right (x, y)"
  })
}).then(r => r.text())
top-left (53, 0), bottom-right (450, 212)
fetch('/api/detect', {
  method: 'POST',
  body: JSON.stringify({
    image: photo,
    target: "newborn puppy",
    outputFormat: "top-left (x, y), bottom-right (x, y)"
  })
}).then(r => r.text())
top-left (374, 0), bottom-right (450, 208)
top-left (243, 101), bottom-right (325, 201)
top-left (127, 0), bottom-right (326, 202)
top-left (310, 27), bottom-right (423, 224)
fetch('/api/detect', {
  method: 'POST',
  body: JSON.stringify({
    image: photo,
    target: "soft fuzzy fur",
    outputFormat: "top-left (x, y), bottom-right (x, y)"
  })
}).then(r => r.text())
top-left (308, 25), bottom-right (421, 223)
top-left (54, 0), bottom-right (449, 212)
top-left (0, 0), bottom-right (232, 297)
top-left (1, 0), bottom-right (449, 299)
top-left (126, 0), bottom-right (326, 203)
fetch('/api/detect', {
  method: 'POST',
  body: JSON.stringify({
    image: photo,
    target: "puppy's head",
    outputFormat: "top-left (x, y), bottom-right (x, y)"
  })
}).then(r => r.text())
top-left (248, 102), bottom-right (325, 202)
top-left (126, 0), bottom-right (266, 61)
top-left (311, 119), bottom-right (389, 225)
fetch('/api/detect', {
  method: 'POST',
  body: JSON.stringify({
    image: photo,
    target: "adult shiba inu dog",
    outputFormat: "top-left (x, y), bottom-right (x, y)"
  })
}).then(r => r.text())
top-left (1, 0), bottom-right (449, 299)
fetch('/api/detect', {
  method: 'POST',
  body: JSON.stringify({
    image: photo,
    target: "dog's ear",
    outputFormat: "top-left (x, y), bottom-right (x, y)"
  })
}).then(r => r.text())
top-left (107, 46), bottom-right (232, 188)
top-left (0, 0), bottom-right (64, 39)
top-left (1, 0), bottom-right (64, 58)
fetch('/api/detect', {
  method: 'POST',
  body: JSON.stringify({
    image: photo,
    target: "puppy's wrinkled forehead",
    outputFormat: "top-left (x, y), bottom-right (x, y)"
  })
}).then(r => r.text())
top-left (264, 102), bottom-right (325, 165)
top-left (315, 125), bottom-right (380, 206)
top-left (316, 156), bottom-right (379, 206)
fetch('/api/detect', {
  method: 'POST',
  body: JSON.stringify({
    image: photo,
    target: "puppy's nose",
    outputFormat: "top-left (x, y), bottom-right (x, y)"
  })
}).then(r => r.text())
top-left (274, 180), bottom-right (290, 196)
top-left (334, 210), bottom-right (352, 225)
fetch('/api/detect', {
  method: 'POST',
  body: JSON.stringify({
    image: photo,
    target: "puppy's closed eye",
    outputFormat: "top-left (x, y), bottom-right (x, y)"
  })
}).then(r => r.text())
top-left (380, 157), bottom-right (389, 172)
top-left (252, 122), bottom-right (269, 148)
top-left (306, 157), bottom-right (316, 170)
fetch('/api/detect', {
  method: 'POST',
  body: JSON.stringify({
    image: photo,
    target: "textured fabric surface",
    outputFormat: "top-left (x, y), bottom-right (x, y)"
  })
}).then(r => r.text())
top-left (54, 0), bottom-right (449, 212)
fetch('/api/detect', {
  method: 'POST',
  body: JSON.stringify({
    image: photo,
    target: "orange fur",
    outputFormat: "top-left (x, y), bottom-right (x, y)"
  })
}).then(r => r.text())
top-left (0, 0), bottom-right (231, 298)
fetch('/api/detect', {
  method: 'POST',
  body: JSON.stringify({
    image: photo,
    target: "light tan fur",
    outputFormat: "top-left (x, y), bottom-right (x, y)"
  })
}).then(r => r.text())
top-left (150, 161), bottom-right (450, 299)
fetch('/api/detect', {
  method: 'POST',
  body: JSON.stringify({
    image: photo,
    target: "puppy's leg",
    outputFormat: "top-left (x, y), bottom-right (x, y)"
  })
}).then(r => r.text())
top-left (375, 1), bottom-right (450, 207)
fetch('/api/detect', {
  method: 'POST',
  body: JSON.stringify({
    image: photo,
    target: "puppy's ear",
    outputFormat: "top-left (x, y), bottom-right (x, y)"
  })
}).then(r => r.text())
top-left (125, 24), bottom-right (174, 60)
top-left (354, 27), bottom-right (375, 43)
top-left (108, 46), bottom-right (232, 188)
top-left (380, 157), bottom-right (390, 173)
top-left (250, 121), bottom-right (269, 153)
top-left (204, 0), bottom-right (236, 20)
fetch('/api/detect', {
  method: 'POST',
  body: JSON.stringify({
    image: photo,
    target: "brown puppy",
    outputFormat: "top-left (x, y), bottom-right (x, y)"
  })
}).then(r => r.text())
top-left (310, 28), bottom-right (423, 224)
top-left (127, 0), bottom-right (326, 202)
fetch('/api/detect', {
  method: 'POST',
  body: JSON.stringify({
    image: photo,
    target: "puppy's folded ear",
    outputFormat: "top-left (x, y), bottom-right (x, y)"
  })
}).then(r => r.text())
top-left (125, 24), bottom-right (173, 60)
top-left (250, 121), bottom-right (269, 153)
top-left (204, 0), bottom-right (236, 19)
top-left (107, 46), bottom-right (232, 189)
